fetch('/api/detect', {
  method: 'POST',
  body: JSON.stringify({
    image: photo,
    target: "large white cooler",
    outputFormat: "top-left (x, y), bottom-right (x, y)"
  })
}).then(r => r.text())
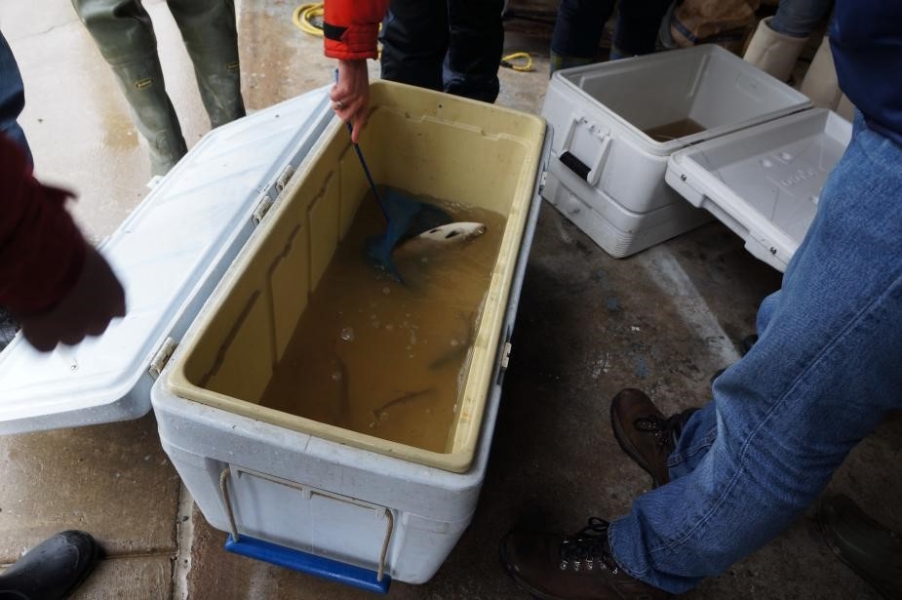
top-left (0, 81), bottom-right (549, 592)
top-left (542, 44), bottom-right (852, 270)
top-left (0, 45), bottom-right (852, 595)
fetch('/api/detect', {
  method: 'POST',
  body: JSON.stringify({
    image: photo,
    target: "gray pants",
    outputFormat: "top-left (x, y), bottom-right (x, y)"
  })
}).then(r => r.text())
top-left (73, 0), bottom-right (245, 175)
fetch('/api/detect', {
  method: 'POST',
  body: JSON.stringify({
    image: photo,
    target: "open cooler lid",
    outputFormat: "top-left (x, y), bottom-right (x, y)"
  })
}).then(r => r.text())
top-left (665, 108), bottom-right (852, 272)
top-left (0, 87), bottom-right (332, 434)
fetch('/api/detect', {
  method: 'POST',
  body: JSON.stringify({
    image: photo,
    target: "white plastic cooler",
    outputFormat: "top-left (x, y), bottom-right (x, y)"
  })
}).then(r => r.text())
top-left (151, 81), bottom-right (548, 590)
top-left (541, 44), bottom-right (852, 270)
top-left (0, 81), bottom-right (549, 592)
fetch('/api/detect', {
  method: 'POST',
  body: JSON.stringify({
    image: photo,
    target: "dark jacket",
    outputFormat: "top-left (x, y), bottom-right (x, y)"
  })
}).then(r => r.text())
top-left (831, 0), bottom-right (902, 146)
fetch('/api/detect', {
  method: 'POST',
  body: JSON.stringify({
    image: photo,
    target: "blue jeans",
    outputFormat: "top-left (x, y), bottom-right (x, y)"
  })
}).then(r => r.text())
top-left (608, 112), bottom-right (902, 594)
top-left (0, 30), bottom-right (32, 164)
top-left (770, 0), bottom-right (834, 38)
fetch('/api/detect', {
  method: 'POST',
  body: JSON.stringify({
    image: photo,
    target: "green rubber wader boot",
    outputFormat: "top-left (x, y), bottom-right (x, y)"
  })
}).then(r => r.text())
top-left (111, 58), bottom-right (188, 176)
top-left (168, 0), bottom-right (246, 128)
top-left (819, 494), bottom-right (902, 599)
top-left (73, 0), bottom-right (188, 176)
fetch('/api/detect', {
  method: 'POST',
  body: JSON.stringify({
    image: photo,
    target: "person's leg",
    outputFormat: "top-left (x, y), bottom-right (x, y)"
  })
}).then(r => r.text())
top-left (608, 112), bottom-right (902, 594)
top-left (612, 0), bottom-right (672, 58)
top-left (165, 0), bottom-right (245, 128)
top-left (770, 0), bottom-right (834, 38)
top-left (662, 400), bottom-right (716, 482)
top-left (380, 0), bottom-right (448, 93)
top-left (72, 0), bottom-right (187, 176)
top-left (1, 31), bottom-right (30, 346)
top-left (549, 0), bottom-right (616, 73)
top-left (664, 288), bottom-right (778, 481)
top-left (444, 0), bottom-right (505, 102)
top-left (0, 30), bottom-right (32, 164)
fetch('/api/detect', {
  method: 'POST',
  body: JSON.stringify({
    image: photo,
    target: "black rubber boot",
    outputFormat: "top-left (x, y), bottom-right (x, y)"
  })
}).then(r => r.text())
top-left (110, 57), bottom-right (189, 176)
top-left (0, 531), bottom-right (102, 600)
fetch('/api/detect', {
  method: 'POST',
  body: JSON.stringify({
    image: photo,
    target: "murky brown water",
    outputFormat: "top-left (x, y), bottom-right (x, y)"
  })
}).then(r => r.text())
top-left (645, 118), bottom-right (706, 142)
top-left (259, 191), bottom-right (507, 453)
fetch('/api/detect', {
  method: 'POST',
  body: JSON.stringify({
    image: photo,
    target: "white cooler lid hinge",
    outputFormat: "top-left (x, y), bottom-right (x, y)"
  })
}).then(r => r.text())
top-left (276, 164), bottom-right (296, 195)
top-left (149, 337), bottom-right (178, 380)
top-left (252, 193), bottom-right (274, 225)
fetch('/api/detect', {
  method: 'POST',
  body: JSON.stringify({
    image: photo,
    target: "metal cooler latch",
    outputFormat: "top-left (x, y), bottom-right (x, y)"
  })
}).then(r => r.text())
top-left (148, 337), bottom-right (177, 380)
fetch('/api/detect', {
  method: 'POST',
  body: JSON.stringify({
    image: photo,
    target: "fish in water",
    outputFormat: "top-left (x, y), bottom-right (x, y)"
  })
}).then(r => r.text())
top-left (429, 311), bottom-right (476, 370)
top-left (394, 222), bottom-right (486, 258)
top-left (370, 388), bottom-right (437, 427)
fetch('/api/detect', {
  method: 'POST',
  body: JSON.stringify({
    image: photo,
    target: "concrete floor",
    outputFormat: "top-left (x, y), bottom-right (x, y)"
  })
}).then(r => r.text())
top-left (1, 1), bottom-right (900, 599)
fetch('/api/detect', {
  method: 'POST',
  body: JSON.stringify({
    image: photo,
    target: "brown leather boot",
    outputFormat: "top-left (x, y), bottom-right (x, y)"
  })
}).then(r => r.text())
top-left (500, 517), bottom-right (671, 599)
top-left (610, 389), bottom-right (696, 488)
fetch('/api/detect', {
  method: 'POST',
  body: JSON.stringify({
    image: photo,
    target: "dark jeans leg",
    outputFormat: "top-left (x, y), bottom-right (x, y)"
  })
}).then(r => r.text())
top-left (614, 0), bottom-right (672, 56)
top-left (551, 0), bottom-right (616, 59)
top-left (0, 30), bottom-right (31, 164)
top-left (380, 0), bottom-right (448, 92)
top-left (444, 0), bottom-right (504, 103)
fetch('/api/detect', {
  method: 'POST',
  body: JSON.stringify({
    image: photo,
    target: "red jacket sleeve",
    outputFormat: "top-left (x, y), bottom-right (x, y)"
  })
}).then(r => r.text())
top-left (323, 0), bottom-right (390, 60)
top-left (0, 134), bottom-right (86, 315)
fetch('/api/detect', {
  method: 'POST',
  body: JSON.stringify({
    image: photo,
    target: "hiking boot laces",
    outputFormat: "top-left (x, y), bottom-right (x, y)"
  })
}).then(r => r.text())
top-left (634, 414), bottom-right (682, 450)
top-left (559, 517), bottom-right (619, 573)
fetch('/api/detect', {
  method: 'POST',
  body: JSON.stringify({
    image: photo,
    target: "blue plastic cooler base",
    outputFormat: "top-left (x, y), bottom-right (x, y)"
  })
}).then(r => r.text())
top-left (224, 534), bottom-right (391, 594)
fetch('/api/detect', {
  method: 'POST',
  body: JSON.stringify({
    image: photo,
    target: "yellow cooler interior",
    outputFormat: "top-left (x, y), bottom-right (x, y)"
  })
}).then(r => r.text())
top-left (165, 81), bottom-right (546, 473)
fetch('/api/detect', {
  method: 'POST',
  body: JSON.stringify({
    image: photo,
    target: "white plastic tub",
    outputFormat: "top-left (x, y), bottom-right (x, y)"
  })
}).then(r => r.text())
top-left (540, 44), bottom-right (812, 258)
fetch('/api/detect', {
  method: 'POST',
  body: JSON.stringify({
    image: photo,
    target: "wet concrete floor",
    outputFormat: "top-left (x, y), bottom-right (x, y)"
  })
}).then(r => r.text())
top-left (1, 1), bottom-right (900, 598)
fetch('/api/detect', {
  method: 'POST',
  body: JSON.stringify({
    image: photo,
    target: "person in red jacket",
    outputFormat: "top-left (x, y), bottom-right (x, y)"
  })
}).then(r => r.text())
top-left (0, 134), bottom-right (126, 352)
top-left (1, 40), bottom-right (126, 596)
top-left (0, 133), bottom-right (124, 598)
top-left (324, 0), bottom-right (503, 143)
top-left (323, 0), bottom-right (387, 143)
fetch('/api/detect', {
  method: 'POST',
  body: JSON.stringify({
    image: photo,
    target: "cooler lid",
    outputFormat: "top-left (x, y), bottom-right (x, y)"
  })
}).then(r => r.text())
top-left (665, 108), bottom-right (852, 271)
top-left (0, 87), bottom-right (333, 434)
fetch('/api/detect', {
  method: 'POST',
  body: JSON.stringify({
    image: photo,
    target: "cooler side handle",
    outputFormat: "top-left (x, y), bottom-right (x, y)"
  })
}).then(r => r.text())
top-left (559, 113), bottom-right (611, 186)
top-left (218, 468), bottom-right (393, 593)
